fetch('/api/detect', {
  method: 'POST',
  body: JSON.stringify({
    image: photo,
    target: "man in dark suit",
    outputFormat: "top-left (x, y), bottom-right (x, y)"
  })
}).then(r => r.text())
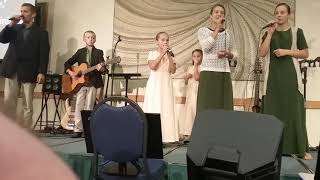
top-left (64, 30), bottom-right (106, 138)
top-left (0, 3), bottom-right (50, 127)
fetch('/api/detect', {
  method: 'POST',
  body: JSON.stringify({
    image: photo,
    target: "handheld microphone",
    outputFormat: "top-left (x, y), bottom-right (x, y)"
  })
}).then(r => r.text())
top-left (168, 49), bottom-right (175, 57)
top-left (9, 16), bottom-right (23, 21)
top-left (262, 22), bottom-right (277, 29)
top-left (9, 15), bottom-right (22, 21)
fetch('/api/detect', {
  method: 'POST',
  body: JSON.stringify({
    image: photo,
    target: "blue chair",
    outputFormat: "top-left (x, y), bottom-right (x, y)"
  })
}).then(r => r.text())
top-left (90, 96), bottom-right (166, 180)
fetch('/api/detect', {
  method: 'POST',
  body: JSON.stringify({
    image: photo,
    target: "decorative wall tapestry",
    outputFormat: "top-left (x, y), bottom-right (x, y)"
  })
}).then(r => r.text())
top-left (113, 0), bottom-right (295, 79)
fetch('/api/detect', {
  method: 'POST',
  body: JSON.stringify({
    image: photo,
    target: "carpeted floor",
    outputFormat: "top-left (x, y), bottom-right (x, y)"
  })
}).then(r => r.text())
top-left (39, 135), bottom-right (318, 180)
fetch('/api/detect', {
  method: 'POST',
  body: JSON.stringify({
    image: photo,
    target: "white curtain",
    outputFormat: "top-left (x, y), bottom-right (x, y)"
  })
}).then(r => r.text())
top-left (113, 0), bottom-right (295, 79)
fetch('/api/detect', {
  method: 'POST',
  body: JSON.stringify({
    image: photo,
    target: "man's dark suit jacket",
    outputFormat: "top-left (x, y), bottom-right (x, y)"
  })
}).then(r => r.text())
top-left (64, 47), bottom-right (105, 88)
top-left (0, 23), bottom-right (50, 83)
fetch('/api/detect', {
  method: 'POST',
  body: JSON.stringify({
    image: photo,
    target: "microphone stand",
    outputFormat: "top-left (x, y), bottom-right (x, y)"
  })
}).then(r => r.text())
top-left (223, 20), bottom-right (236, 69)
top-left (107, 36), bottom-right (121, 99)
top-left (224, 21), bottom-right (227, 67)
top-left (250, 28), bottom-right (264, 112)
top-left (135, 53), bottom-right (139, 102)
top-left (299, 59), bottom-right (308, 101)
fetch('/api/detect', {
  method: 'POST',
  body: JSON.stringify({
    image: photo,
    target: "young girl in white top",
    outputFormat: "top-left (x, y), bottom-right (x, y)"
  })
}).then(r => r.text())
top-left (179, 49), bottom-right (202, 140)
top-left (143, 32), bottom-right (179, 143)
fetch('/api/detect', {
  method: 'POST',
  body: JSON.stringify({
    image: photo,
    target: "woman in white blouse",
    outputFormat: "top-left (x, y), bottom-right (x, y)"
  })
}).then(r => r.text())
top-left (197, 4), bottom-right (238, 112)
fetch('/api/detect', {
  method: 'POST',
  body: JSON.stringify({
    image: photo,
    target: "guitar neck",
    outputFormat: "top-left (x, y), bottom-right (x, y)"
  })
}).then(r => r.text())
top-left (82, 64), bottom-right (99, 75)
top-left (82, 59), bottom-right (118, 75)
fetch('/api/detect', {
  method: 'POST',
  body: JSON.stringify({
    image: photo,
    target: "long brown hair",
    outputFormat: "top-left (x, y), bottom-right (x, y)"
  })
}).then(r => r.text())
top-left (192, 49), bottom-right (203, 65)
top-left (155, 32), bottom-right (169, 40)
top-left (210, 4), bottom-right (225, 15)
top-left (192, 49), bottom-right (203, 56)
top-left (274, 3), bottom-right (291, 15)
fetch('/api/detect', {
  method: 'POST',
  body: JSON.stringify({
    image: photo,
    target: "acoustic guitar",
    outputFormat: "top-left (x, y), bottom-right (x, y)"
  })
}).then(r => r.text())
top-left (60, 95), bottom-right (100, 131)
top-left (62, 57), bottom-right (121, 94)
top-left (60, 95), bottom-right (76, 131)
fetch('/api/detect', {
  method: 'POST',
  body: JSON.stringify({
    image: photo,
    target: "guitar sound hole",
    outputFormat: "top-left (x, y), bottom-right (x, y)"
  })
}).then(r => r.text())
top-left (77, 72), bottom-right (82, 77)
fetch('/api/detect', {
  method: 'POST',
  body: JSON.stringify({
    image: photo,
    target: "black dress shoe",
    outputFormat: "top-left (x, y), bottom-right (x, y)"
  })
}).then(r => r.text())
top-left (70, 132), bottom-right (83, 138)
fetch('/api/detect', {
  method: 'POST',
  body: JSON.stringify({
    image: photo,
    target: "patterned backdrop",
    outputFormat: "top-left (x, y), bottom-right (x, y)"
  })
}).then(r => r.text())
top-left (113, 0), bottom-right (295, 80)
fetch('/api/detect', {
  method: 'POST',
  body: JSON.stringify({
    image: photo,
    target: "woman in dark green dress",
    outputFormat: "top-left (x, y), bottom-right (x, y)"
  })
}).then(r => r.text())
top-left (259, 3), bottom-right (311, 159)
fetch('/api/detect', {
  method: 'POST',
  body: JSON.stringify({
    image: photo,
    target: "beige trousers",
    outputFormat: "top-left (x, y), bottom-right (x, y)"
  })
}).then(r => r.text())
top-left (4, 74), bottom-right (36, 127)
top-left (74, 86), bottom-right (97, 132)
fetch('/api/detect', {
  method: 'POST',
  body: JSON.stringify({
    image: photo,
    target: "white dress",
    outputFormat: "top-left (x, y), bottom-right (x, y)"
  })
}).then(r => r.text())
top-left (179, 66), bottom-right (199, 136)
top-left (143, 50), bottom-right (179, 143)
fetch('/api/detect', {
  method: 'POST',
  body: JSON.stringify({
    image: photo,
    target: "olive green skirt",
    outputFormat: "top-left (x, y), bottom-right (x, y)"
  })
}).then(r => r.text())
top-left (197, 71), bottom-right (233, 113)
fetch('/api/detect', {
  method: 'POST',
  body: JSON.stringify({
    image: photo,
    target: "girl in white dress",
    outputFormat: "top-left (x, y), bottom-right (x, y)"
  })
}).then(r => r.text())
top-left (179, 49), bottom-right (202, 140)
top-left (143, 32), bottom-right (179, 143)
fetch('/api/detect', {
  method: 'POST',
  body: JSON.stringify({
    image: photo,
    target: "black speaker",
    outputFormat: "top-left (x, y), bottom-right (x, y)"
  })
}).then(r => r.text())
top-left (42, 74), bottom-right (62, 94)
top-left (81, 110), bottom-right (163, 158)
top-left (187, 110), bottom-right (283, 180)
top-left (81, 110), bottom-right (94, 153)
top-left (0, 59), bottom-right (2, 77)
top-left (315, 143), bottom-right (320, 180)
top-left (145, 113), bottom-right (163, 159)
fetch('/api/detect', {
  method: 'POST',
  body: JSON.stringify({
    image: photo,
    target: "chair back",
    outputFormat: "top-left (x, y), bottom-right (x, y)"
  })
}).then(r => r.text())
top-left (90, 96), bottom-right (148, 163)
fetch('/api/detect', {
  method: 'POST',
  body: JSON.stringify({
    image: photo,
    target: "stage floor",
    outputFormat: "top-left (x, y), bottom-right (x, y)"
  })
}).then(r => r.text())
top-left (39, 135), bottom-right (318, 180)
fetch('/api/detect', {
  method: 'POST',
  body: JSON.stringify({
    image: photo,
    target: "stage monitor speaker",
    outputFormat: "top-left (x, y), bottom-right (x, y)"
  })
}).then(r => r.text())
top-left (187, 110), bottom-right (283, 180)
top-left (42, 74), bottom-right (62, 95)
top-left (81, 110), bottom-right (163, 159)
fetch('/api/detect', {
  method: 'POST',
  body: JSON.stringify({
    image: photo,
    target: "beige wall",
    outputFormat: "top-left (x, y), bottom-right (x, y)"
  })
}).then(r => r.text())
top-left (296, 0), bottom-right (320, 60)
top-left (38, 0), bottom-right (115, 74)
top-left (30, 0), bottom-right (115, 128)
top-left (295, 0), bottom-right (320, 147)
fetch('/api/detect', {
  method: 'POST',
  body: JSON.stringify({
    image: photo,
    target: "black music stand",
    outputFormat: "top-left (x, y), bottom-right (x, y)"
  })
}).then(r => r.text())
top-left (299, 57), bottom-right (320, 100)
top-left (105, 73), bottom-right (141, 99)
top-left (33, 74), bottom-right (62, 132)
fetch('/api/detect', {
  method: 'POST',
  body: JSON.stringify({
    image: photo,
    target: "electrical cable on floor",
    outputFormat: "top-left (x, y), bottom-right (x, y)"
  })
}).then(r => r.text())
top-left (50, 139), bottom-right (85, 148)
top-left (291, 154), bottom-right (314, 174)
top-left (163, 143), bottom-right (185, 157)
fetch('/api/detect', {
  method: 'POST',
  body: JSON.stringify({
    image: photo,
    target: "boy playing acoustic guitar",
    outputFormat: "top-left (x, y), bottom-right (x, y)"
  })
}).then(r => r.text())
top-left (64, 30), bottom-right (106, 138)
